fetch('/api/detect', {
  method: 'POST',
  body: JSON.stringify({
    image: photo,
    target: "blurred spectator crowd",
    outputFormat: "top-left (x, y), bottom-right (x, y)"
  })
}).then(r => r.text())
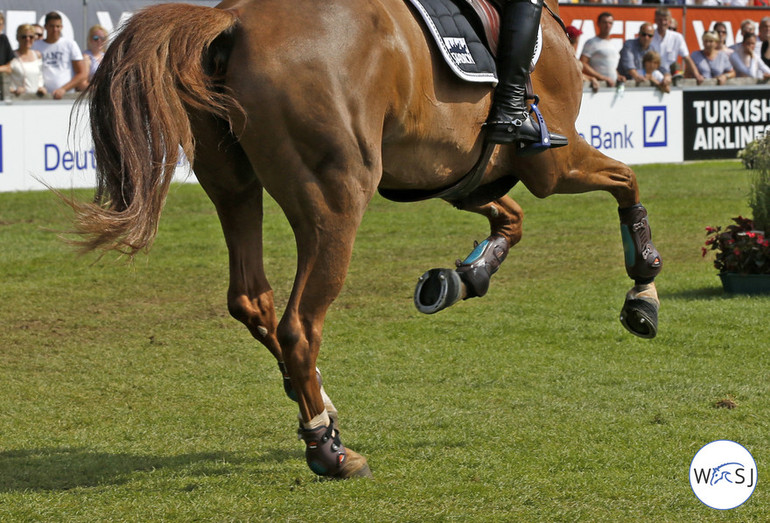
top-left (569, 7), bottom-right (770, 92)
top-left (2, 7), bottom-right (769, 101)
top-left (1, 11), bottom-right (107, 100)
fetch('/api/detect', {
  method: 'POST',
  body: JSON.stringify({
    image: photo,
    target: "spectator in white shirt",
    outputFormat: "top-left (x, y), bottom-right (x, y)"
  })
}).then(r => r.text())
top-left (31, 11), bottom-right (87, 99)
top-left (650, 7), bottom-right (701, 84)
top-left (580, 12), bottom-right (624, 87)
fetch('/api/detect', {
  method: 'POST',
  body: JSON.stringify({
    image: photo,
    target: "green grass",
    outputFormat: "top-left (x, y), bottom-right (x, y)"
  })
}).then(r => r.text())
top-left (1, 161), bottom-right (768, 521)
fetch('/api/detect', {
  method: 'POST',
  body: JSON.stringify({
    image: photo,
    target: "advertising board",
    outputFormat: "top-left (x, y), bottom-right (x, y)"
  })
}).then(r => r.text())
top-left (575, 88), bottom-right (683, 165)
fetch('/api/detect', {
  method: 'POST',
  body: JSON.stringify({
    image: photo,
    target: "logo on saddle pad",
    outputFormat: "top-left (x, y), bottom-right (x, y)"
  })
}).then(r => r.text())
top-left (443, 37), bottom-right (475, 65)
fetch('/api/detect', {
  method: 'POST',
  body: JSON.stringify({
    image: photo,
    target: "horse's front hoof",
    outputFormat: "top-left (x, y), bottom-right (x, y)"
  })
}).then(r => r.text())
top-left (620, 297), bottom-right (658, 339)
top-left (337, 448), bottom-right (372, 479)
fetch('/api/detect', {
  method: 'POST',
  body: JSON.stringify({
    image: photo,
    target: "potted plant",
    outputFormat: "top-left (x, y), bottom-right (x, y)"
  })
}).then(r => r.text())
top-left (704, 133), bottom-right (770, 294)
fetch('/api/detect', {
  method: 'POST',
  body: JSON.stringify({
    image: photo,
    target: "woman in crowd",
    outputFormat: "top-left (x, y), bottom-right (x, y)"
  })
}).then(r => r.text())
top-left (80, 25), bottom-right (109, 89)
top-left (730, 33), bottom-right (770, 80)
top-left (688, 31), bottom-right (734, 85)
top-left (711, 22), bottom-right (733, 56)
top-left (8, 24), bottom-right (46, 97)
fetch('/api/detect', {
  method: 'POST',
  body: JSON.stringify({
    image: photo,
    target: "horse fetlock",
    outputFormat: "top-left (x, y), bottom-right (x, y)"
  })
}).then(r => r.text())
top-left (300, 419), bottom-right (372, 478)
top-left (279, 363), bottom-right (325, 402)
top-left (619, 204), bottom-right (662, 284)
top-left (414, 235), bottom-right (509, 314)
top-left (455, 235), bottom-right (509, 298)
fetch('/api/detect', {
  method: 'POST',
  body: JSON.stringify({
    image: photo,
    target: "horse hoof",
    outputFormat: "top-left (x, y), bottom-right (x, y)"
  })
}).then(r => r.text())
top-left (620, 297), bottom-right (658, 339)
top-left (338, 448), bottom-right (373, 479)
top-left (414, 268), bottom-right (464, 314)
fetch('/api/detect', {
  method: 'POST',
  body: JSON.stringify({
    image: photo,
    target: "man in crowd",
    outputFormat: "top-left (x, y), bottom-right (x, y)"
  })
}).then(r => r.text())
top-left (32, 11), bottom-right (87, 99)
top-left (0, 12), bottom-right (14, 77)
top-left (580, 12), bottom-right (624, 87)
top-left (617, 23), bottom-right (655, 84)
top-left (759, 17), bottom-right (770, 69)
top-left (729, 19), bottom-right (756, 54)
top-left (650, 7), bottom-right (701, 86)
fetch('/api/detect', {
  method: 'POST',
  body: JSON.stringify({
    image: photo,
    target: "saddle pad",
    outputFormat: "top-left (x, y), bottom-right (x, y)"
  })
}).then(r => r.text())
top-left (406, 0), bottom-right (498, 85)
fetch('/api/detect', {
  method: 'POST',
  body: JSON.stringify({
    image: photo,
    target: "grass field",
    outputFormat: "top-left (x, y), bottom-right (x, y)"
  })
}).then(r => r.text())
top-left (1, 160), bottom-right (767, 521)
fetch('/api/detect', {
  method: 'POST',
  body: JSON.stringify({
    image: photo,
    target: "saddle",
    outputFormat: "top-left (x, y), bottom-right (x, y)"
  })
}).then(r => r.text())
top-left (404, 0), bottom-right (542, 85)
top-left (380, 0), bottom-right (557, 204)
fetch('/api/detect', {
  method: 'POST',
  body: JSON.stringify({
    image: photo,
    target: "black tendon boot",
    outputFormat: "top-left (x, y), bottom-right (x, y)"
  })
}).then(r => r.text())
top-left (485, 0), bottom-right (567, 152)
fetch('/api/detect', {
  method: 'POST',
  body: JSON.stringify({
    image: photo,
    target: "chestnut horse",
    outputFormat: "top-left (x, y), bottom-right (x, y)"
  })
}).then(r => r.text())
top-left (72, 0), bottom-right (661, 478)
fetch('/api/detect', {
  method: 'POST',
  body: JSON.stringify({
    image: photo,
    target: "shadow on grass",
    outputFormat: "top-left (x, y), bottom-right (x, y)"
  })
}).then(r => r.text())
top-left (662, 286), bottom-right (724, 300)
top-left (0, 447), bottom-right (299, 492)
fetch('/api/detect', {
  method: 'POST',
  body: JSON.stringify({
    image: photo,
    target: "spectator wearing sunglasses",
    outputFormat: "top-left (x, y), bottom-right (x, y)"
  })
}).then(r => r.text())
top-left (618, 23), bottom-right (656, 84)
top-left (0, 12), bottom-right (14, 77)
top-left (33, 24), bottom-right (45, 41)
top-left (711, 22), bottom-right (733, 56)
top-left (79, 25), bottom-right (109, 90)
top-left (8, 24), bottom-right (46, 97)
top-left (32, 11), bottom-right (87, 99)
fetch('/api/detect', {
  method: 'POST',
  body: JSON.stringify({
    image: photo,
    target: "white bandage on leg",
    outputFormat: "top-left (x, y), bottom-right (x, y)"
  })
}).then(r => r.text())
top-left (302, 410), bottom-right (330, 430)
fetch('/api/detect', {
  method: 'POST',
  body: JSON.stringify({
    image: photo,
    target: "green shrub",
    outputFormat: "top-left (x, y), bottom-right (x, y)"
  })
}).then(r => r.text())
top-left (745, 134), bottom-right (770, 231)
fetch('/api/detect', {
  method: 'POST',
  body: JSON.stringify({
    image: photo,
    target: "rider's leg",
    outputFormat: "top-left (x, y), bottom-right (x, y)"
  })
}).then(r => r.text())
top-left (485, 0), bottom-right (567, 150)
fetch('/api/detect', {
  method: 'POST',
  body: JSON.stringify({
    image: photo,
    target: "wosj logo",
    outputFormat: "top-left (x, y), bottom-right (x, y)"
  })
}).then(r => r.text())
top-left (690, 440), bottom-right (757, 510)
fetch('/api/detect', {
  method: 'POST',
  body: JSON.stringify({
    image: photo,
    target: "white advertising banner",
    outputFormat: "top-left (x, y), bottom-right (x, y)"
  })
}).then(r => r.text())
top-left (0, 101), bottom-right (192, 192)
top-left (575, 88), bottom-right (684, 166)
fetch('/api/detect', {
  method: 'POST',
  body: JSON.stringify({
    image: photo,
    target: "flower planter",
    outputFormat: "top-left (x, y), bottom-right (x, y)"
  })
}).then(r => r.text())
top-left (719, 273), bottom-right (770, 295)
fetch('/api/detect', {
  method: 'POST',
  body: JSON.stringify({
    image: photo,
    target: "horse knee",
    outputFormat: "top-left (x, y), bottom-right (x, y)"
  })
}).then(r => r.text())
top-left (610, 166), bottom-right (639, 205)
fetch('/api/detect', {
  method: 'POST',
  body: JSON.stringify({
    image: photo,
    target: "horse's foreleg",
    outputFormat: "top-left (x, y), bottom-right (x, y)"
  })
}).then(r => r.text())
top-left (519, 142), bottom-right (661, 338)
top-left (414, 195), bottom-right (522, 314)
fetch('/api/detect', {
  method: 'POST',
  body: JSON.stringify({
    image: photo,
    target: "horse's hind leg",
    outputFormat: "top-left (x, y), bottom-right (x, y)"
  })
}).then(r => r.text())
top-left (518, 140), bottom-right (662, 338)
top-left (414, 195), bottom-right (523, 314)
top-left (190, 115), bottom-right (340, 419)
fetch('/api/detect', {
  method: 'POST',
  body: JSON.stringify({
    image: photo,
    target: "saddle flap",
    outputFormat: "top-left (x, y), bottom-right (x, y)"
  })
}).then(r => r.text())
top-left (406, 0), bottom-right (498, 84)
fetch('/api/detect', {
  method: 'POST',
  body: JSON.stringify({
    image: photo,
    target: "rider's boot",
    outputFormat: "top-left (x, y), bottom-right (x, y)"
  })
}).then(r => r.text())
top-left (484, 0), bottom-right (567, 153)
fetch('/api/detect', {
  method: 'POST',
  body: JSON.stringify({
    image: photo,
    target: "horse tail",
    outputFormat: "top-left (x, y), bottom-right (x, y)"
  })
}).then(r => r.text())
top-left (71, 3), bottom-right (240, 255)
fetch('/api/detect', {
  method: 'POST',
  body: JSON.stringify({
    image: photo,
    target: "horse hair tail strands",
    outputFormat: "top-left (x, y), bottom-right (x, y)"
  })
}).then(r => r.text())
top-left (69, 4), bottom-right (241, 256)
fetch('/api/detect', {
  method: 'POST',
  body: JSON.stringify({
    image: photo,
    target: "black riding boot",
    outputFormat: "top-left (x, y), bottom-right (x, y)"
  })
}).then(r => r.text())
top-left (485, 0), bottom-right (567, 152)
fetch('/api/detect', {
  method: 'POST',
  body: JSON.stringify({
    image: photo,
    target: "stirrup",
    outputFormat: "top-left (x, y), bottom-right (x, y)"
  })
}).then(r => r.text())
top-left (518, 97), bottom-right (568, 156)
top-left (484, 96), bottom-right (568, 154)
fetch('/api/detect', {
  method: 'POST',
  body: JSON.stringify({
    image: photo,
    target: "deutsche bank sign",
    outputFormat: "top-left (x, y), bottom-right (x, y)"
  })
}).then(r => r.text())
top-left (643, 106), bottom-right (667, 147)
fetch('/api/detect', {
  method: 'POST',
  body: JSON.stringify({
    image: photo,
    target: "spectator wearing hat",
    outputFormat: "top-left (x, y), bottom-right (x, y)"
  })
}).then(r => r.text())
top-left (566, 25), bottom-right (600, 93)
top-left (618, 23), bottom-right (655, 83)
